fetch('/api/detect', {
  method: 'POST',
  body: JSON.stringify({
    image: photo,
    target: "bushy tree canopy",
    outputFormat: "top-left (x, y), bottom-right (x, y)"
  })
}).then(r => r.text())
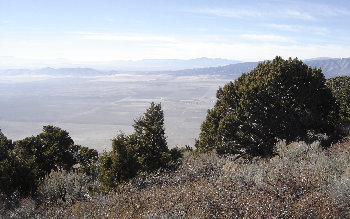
top-left (196, 56), bottom-right (338, 156)
top-left (0, 126), bottom-right (98, 196)
top-left (99, 102), bottom-right (180, 191)
top-left (69, 144), bottom-right (99, 175)
top-left (133, 102), bottom-right (169, 171)
top-left (0, 130), bottom-right (16, 194)
top-left (326, 76), bottom-right (350, 124)
top-left (14, 125), bottom-right (75, 181)
top-left (0, 130), bottom-right (13, 160)
top-left (98, 133), bottom-right (139, 191)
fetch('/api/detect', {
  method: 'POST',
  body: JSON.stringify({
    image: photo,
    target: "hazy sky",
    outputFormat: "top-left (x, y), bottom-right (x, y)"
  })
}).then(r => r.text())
top-left (1, 0), bottom-right (350, 61)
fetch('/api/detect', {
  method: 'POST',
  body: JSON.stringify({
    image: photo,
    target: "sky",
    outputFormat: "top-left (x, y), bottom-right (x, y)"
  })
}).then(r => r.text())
top-left (1, 0), bottom-right (350, 62)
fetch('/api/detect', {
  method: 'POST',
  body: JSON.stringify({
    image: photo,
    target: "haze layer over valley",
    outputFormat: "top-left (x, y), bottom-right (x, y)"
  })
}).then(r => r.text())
top-left (0, 67), bottom-right (225, 151)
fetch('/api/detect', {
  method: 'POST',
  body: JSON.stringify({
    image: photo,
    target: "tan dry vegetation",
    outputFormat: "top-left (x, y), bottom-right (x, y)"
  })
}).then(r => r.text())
top-left (5, 137), bottom-right (350, 218)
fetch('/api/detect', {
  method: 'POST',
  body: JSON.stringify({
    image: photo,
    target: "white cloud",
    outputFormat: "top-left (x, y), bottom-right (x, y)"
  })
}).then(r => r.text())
top-left (241, 34), bottom-right (293, 43)
top-left (130, 41), bottom-right (350, 62)
top-left (185, 8), bottom-right (262, 18)
top-left (1, 31), bottom-right (349, 63)
top-left (76, 32), bottom-right (178, 43)
top-left (284, 9), bottom-right (315, 20)
top-left (310, 4), bottom-right (350, 17)
top-left (265, 24), bottom-right (328, 35)
top-left (266, 24), bottom-right (296, 31)
top-left (186, 7), bottom-right (318, 21)
top-left (186, 3), bottom-right (350, 22)
top-left (279, 3), bottom-right (350, 20)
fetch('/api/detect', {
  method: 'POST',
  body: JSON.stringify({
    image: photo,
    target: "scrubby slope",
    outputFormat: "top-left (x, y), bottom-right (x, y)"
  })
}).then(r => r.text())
top-left (6, 137), bottom-right (350, 218)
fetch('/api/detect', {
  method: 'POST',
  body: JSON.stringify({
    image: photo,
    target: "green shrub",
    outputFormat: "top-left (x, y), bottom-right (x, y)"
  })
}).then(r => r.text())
top-left (133, 102), bottom-right (170, 172)
top-left (36, 125), bottom-right (75, 171)
top-left (14, 126), bottom-right (75, 182)
top-left (0, 130), bottom-right (13, 162)
top-left (98, 133), bottom-right (139, 191)
top-left (1, 132), bottom-right (42, 196)
top-left (196, 56), bottom-right (339, 156)
top-left (0, 130), bottom-right (16, 195)
top-left (69, 144), bottom-right (98, 175)
top-left (326, 76), bottom-right (350, 125)
top-left (2, 126), bottom-right (98, 196)
top-left (98, 102), bottom-right (182, 191)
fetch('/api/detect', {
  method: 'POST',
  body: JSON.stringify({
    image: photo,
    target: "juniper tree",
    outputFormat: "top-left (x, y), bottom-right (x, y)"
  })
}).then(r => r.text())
top-left (10, 126), bottom-right (95, 195)
top-left (196, 56), bottom-right (339, 156)
top-left (98, 133), bottom-right (139, 191)
top-left (133, 102), bottom-right (170, 171)
top-left (98, 102), bottom-right (176, 190)
top-left (0, 130), bottom-right (15, 194)
top-left (326, 76), bottom-right (350, 124)
top-left (69, 144), bottom-right (98, 175)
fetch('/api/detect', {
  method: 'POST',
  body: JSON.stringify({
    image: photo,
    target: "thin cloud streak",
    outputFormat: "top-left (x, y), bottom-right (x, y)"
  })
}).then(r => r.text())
top-left (265, 24), bottom-right (328, 35)
top-left (284, 9), bottom-right (315, 20)
top-left (186, 3), bottom-right (350, 21)
top-left (266, 24), bottom-right (296, 31)
top-left (185, 7), bottom-right (315, 20)
top-left (185, 8), bottom-right (262, 18)
top-left (241, 34), bottom-right (294, 43)
top-left (308, 4), bottom-right (350, 17)
top-left (76, 32), bottom-right (178, 43)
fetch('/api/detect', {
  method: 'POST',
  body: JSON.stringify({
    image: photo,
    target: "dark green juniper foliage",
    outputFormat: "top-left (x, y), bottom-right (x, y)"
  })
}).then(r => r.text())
top-left (37, 126), bottom-right (76, 172)
top-left (98, 133), bottom-right (139, 191)
top-left (69, 144), bottom-right (99, 175)
top-left (14, 126), bottom-right (75, 188)
top-left (0, 130), bottom-right (17, 195)
top-left (196, 56), bottom-right (339, 156)
top-left (133, 102), bottom-right (170, 172)
top-left (0, 126), bottom-right (98, 196)
top-left (13, 136), bottom-right (46, 195)
top-left (98, 102), bottom-right (181, 191)
top-left (326, 76), bottom-right (350, 124)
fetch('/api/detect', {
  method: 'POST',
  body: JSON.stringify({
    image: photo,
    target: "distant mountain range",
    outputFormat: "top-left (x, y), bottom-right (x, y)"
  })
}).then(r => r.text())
top-left (0, 56), bottom-right (241, 71)
top-left (1, 57), bottom-right (349, 79)
top-left (304, 58), bottom-right (350, 78)
top-left (108, 57), bottom-right (241, 71)
top-left (169, 57), bottom-right (350, 79)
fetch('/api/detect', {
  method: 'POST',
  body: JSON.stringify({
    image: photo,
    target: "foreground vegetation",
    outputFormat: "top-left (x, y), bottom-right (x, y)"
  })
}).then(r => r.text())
top-left (1, 56), bottom-right (350, 217)
top-left (2, 137), bottom-right (350, 218)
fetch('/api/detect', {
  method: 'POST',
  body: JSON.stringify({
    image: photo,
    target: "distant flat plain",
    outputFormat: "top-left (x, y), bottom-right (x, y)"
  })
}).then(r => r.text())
top-left (0, 72), bottom-right (233, 151)
top-left (2, 57), bottom-right (349, 151)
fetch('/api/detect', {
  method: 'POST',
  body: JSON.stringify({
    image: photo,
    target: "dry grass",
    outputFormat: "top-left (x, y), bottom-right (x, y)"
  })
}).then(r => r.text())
top-left (2, 137), bottom-right (350, 218)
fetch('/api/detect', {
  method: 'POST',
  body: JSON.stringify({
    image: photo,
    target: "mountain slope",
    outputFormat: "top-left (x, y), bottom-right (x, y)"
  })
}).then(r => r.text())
top-left (305, 58), bottom-right (350, 78)
top-left (170, 57), bottom-right (350, 79)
